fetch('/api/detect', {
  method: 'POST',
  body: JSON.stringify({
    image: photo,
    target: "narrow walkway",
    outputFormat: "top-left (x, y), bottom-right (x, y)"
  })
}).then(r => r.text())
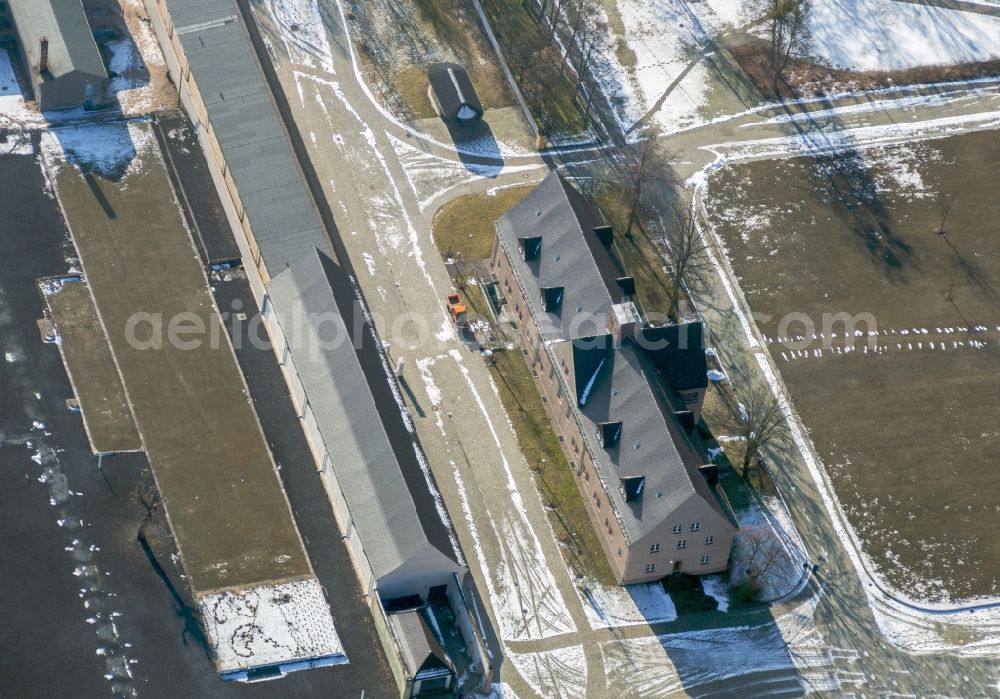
top-left (891, 0), bottom-right (1000, 16)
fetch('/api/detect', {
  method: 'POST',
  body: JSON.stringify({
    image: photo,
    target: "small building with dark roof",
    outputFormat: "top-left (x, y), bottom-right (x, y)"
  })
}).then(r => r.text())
top-left (6, 0), bottom-right (112, 111)
top-left (427, 62), bottom-right (483, 124)
top-left (491, 171), bottom-right (737, 584)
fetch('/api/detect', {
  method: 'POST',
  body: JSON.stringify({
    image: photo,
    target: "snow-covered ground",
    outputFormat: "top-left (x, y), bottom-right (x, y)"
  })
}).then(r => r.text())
top-left (40, 120), bottom-right (158, 179)
top-left (601, 594), bottom-right (857, 696)
top-left (809, 0), bottom-right (1000, 71)
top-left (579, 581), bottom-right (677, 629)
top-left (507, 645), bottom-right (587, 698)
top-left (107, 0), bottom-right (172, 116)
top-left (264, 0), bottom-right (337, 74)
top-left (593, 0), bottom-right (740, 136)
top-left (0, 48), bottom-right (43, 137)
top-left (386, 132), bottom-right (541, 211)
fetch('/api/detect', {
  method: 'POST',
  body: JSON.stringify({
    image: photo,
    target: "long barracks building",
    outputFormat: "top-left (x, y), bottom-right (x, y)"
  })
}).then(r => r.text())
top-left (142, 0), bottom-right (490, 694)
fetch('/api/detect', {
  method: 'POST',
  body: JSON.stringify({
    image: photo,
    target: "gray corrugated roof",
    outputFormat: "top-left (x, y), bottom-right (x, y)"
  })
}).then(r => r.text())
top-left (498, 172), bottom-right (730, 541)
top-left (266, 249), bottom-right (438, 581)
top-left (9, 0), bottom-right (108, 79)
top-left (164, 0), bottom-right (328, 274)
top-left (387, 608), bottom-right (451, 679)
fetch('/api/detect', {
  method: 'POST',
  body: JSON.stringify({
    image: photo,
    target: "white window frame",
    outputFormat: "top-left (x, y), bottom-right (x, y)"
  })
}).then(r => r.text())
top-left (677, 539), bottom-right (687, 549)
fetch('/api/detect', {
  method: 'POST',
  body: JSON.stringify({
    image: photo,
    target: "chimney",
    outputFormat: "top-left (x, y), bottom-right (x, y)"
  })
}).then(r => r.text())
top-left (39, 37), bottom-right (49, 74)
top-left (593, 225), bottom-right (613, 246)
top-left (608, 301), bottom-right (640, 345)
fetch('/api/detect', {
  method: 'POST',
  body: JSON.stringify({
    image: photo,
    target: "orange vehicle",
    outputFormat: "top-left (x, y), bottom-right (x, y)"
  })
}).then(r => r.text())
top-left (446, 293), bottom-right (468, 327)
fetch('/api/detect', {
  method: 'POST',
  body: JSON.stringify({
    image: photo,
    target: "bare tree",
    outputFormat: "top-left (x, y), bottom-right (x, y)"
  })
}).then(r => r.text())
top-left (766, 0), bottom-right (808, 90)
top-left (663, 205), bottom-right (713, 319)
top-left (621, 132), bottom-right (674, 238)
top-left (735, 383), bottom-right (792, 480)
top-left (739, 525), bottom-right (791, 599)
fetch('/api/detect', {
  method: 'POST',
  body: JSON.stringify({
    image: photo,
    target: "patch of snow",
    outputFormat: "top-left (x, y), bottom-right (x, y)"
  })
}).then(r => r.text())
top-left (361, 251), bottom-right (376, 276)
top-left (809, 0), bottom-right (1000, 71)
top-left (507, 645), bottom-right (587, 699)
top-left (264, 0), bottom-right (337, 74)
top-left (198, 577), bottom-right (344, 673)
top-left (40, 120), bottom-right (158, 179)
top-left (580, 581), bottom-right (677, 629)
top-left (702, 575), bottom-right (730, 612)
top-left (577, 357), bottom-right (605, 406)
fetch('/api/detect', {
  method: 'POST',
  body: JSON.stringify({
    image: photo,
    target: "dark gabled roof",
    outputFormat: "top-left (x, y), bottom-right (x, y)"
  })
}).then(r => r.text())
top-left (427, 62), bottom-right (483, 122)
top-left (496, 172), bottom-right (627, 340)
top-left (9, 0), bottom-right (108, 80)
top-left (636, 322), bottom-right (708, 391)
top-left (497, 173), bottom-right (731, 540)
top-left (266, 249), bottom-right (460, 579)
top-left (571, 339), bottom-right (732, 539)
top-left (163, 0), bottom-right (329, 275)
top-left (388, 608), bottom-right (453, 680)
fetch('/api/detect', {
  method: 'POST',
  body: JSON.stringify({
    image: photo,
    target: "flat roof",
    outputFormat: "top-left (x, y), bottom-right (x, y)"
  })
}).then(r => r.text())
top-left (46, 121), bottom-right (313, 592)
top-left (199, 577), bottom-right (345, 674)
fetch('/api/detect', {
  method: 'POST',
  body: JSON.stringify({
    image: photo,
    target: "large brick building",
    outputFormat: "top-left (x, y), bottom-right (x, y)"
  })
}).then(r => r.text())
top-left (491, 172), bottom-right (737, 584)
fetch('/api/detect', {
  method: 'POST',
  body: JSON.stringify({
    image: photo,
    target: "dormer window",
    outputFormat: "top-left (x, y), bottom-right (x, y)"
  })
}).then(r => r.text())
top-left (616, 276), bottom-right (635, 297)
top-left (541, 286), bottom-right (564, 313)
top-left (593, 225), bottom-right (613, 245)
top-left (597, 421), bottom-right (622, 447)
top-left (518, 235), bottom-right (542, 261)
top-left (620, 476), bottom-right (645, 502)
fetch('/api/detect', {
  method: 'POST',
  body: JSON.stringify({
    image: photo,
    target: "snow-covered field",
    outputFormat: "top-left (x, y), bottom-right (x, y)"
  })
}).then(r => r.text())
top-left (593, 0), bottom-right (752, 136)
top-left (809, 0), bottom-right (1000, 71)
top-left (507, 645), bottom-right (588, 698)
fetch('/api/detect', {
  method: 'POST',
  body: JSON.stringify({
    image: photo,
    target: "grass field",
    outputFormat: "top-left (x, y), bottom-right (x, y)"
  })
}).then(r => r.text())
top-left (478, 0), bottom-right (588, 136)
top-left (348, 0), bottom-right (515, 120)
top-left (431, 185), bottom-right (533, 261)
top-left (703, 130), bottom-right (1000, 603)
top-left (487, 343), bottom-right (618, 587)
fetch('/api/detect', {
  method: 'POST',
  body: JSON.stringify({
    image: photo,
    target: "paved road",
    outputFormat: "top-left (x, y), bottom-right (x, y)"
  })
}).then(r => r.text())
top-left (239, 0), bottom-right (1000, 695)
